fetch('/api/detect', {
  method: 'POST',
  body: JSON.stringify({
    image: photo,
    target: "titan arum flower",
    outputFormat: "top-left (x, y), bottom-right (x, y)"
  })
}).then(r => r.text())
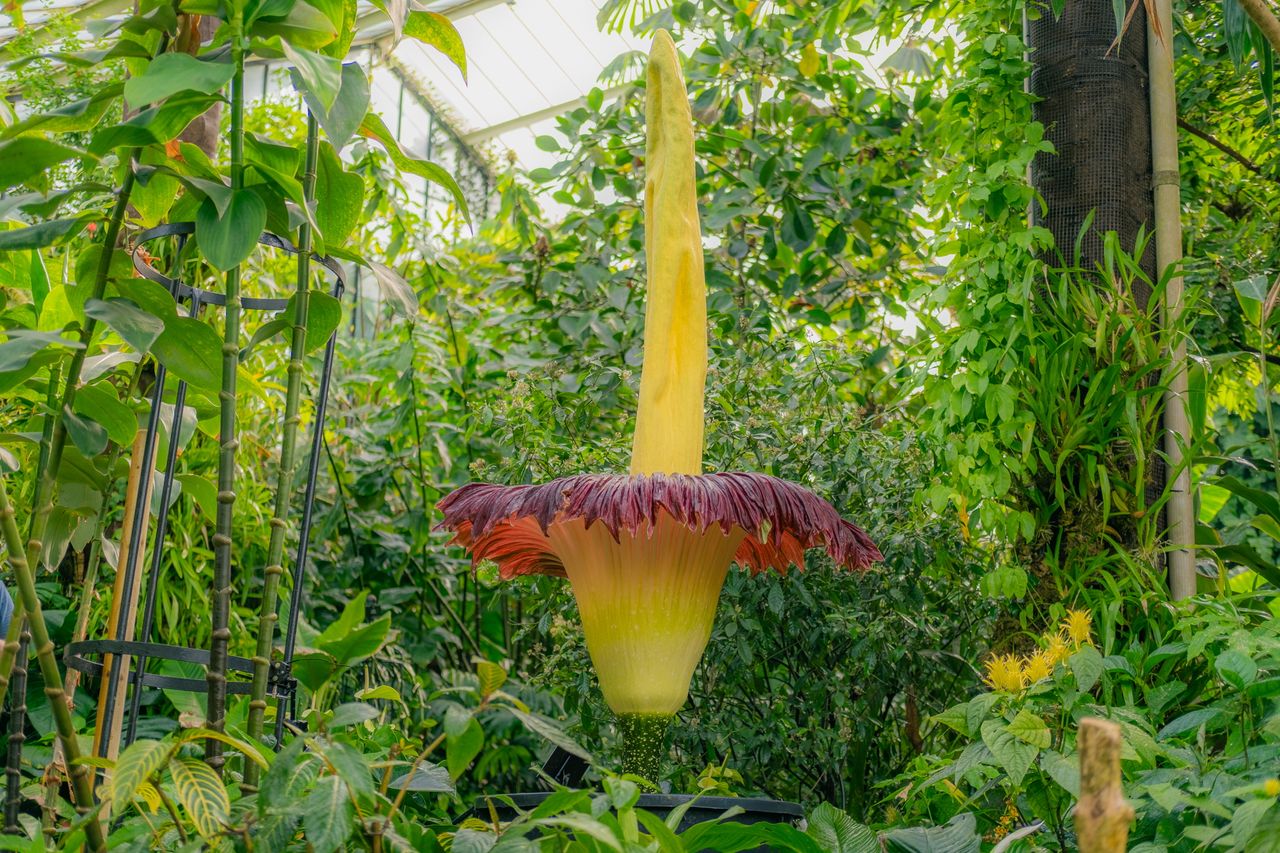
top-left (437, 30), bottom-right (881, 781)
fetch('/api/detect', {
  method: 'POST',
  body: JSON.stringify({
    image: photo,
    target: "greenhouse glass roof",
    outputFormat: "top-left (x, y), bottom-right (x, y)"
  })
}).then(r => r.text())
top-left (1, 0), bottom-right (640, 170)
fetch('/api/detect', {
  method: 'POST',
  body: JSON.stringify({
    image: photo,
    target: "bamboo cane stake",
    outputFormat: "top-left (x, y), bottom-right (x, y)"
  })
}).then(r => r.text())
top-left (242, 111), bottom-right (319, 790)
top-left (90, 431), bottom-right (155, 765)
top-left (1075, 718), bottom-right (1134, 853)
top-left (4, 621), bottom-right (31, 831)
top-left (0, 361), bottom-right (61, 710)
top-left (1239, 0), bottom-right (1280, 54)
top-left (1147, 0), bottom-right (1195, 599)
top-left (0, 480), bottom-right (106, 852)
top-left (206, 25), bottom-right (246, 773)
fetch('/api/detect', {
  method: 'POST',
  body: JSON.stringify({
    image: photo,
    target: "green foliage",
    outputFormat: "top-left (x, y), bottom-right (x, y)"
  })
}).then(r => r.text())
top-left (2, 0), bottom-right (1279, 849)
top-left (890, 594), bottom-right (1280, 850)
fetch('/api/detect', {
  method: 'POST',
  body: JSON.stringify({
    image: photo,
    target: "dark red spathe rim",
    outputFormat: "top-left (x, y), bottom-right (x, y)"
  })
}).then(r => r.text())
top-left (436, 472), bottom-right (881, 579)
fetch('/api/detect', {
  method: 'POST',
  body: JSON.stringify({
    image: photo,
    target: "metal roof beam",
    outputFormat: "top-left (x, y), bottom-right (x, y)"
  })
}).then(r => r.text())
top-left (460, 82), bottom-right (632, 145)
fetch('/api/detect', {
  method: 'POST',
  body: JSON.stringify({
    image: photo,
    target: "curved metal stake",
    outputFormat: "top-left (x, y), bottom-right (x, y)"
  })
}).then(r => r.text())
top-left (274, 326), bottom-right (340, 746)
top-left (123, 292), bottom-right (202, 747)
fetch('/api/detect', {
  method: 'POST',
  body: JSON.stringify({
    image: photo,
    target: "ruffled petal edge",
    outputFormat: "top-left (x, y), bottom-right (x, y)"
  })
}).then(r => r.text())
top-left (436, 472), bottom-right (881, 579)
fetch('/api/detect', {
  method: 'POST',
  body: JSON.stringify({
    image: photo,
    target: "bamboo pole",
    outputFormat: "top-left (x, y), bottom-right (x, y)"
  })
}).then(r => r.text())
top-left (90, 431), bottom-right (155, 765)
top-left (1239, 0), bottom-right (1280, 54)
top-left (0, 481), bottom-right (106, 852)
top-left (4, 621), bottom-right (30, 830)
top-left (1148, 0), bottom-right (1196, 600)
top-left (1075, 718), bottom-right (1134, 852)
top-left (206, 21), bottom-right (246, 773)
top-left (242, 111), bottom-right (319, 790)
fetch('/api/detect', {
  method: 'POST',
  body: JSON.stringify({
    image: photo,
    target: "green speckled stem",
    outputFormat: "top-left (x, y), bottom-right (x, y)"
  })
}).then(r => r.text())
top-left (619, 713), bottom-right (671, 783)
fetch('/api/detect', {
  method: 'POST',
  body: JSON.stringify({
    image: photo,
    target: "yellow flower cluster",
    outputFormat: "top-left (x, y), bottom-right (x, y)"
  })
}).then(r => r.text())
top-left (984, 800), bottom-right (1022, 843)
top-left (982, 609), bottom-right (1095, 693)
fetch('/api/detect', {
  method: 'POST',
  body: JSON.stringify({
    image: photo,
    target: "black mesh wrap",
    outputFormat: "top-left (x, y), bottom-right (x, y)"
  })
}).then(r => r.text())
top-left (1027, 0), bottom-right (1156, 304)
top-left (1025, 0), bottom-right (1166, 545)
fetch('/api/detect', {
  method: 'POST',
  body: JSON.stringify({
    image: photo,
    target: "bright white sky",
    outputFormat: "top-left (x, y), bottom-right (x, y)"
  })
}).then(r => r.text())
top-left (387, 0), bottom-right (643, 170)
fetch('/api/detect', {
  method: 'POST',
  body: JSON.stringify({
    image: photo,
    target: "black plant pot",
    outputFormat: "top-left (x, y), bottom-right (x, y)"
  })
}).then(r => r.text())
top-left (475, 792), bottom-right (804, 850)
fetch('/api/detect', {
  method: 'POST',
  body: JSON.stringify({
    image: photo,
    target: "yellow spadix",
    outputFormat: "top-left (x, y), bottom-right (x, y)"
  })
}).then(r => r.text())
top-left (629, 29), bottom-right (706, 477)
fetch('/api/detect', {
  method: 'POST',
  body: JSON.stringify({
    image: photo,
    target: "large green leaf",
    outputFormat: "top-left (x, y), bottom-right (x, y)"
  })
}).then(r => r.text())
top-left (84, 297), bottom-right (165, 354)
top-left (980, 718), bottom-right (1037, 786)
top-left (1244, 802), bottom-right (1280, 853)
top-left (113, 279), bottom-right (178, 322)
top-left (132, 150), bottom-right (183, 227)
top-left (451, 829), bottom-right (500, 853)
top-left (883, 814), bottom-right (981, 853)
top-left (1215, 649), bottom-right (1258, 689)
top-left (1006, 708), bottom-right (1052, 748)
top-left (176, 473), bottom-right (216, 518)
top-left (358, 112), bottom-right (469, 220)
top-left (404, 10), bottom-right (466, 79)
top-left (170, 757), bottom-right (230, 840)
top-left (388, 762), bottom-right (453, 792)
top-left (327, 702), bottom-right (379, 729)
top-left (195, 190), bottom-right (267, 272)
top-left (319, 739), bottom-right (377, 805)
top-left (1157, 707), bottom-right (1226, 740)
top-left (150, 317), bottom-right (223, 391)
top-left (74, 384), bottom-right (136, 447)
top-left (63, 406), bottom-right (108, 456)
top-left (0, 138), bottom-right (94, 189)
top-left (806, 803), bottom-right (878, 853)
top-left (1, 84), bottom-right (123, 139)
top-left (0, 217), bottom-right (85, 250)
top-left (241, 290), bottom-right (343, 361)
top-left (89, 93), bottom-right (220, 153)
top-left (316, 591), bottom-right (368, 645)
top-left (1069, 645), bottom-right (1104, 692)
top-left (446, 716), bottom-right (484, 780)
top-left (252, 0), bottom-right (339, 49)
top-left (284, 41), bottom-right (343, 113)
top-left (314, 142), bottom-right (364, 250)
top-left (260, 736), bottom-right (318, 809)
top-left (111, 739), bottom-right (172, 817)
top-left (1214, 475), bottom-right (1280, 523)
top-left (317, 613), bottom-right (391, 665)
top-left (506, 708), bottom-right (593, 762)
top-left (1040, 749), bottom-right (1080, 796)
top-left (0, 330), bottom-right (81, 372)
top-left (291, 651), bottom-right (338, 692)
top-left (305, 62), bottom-right (369, 151)
top-left (303, 775), bottom-right (354, 853)
top-left (123, 53), bottom-right (235, 109)
top-left (1223, 0), bottom-right (1252, 68)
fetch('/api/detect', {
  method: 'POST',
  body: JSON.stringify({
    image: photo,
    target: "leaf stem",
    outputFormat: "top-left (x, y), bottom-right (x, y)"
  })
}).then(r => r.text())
top-left (618, 713), bottom-right (670, 785)
top-left (155, 783), bottom-right (189, 844)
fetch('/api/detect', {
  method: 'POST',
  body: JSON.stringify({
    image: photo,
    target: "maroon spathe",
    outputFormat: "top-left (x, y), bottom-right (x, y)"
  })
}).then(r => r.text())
top-left (436, 472), bottom-right (881, 579)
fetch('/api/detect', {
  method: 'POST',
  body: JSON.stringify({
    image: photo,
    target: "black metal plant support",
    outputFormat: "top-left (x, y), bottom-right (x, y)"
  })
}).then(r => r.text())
top-left (52, 224), bottom-right (345, 779)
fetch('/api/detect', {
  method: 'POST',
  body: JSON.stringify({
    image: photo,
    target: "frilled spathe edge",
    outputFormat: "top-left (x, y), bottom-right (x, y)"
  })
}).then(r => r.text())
top-left (435, 472), bottom-right (882, 579)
